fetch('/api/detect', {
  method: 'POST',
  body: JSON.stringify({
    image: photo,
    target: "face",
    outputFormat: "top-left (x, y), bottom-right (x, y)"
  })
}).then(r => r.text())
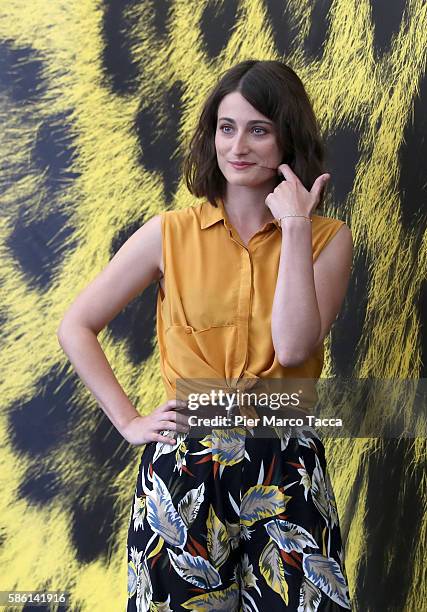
top-left (214, 91), bottom-right (283, 187)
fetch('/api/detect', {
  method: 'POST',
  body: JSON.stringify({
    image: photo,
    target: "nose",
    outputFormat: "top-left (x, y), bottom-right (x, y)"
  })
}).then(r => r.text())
top-left (231, 130), bottom-right (250, 155)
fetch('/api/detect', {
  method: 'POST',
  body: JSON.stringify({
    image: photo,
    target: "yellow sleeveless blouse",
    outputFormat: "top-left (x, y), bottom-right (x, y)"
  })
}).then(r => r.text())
top-left (156, 199), bottom-right (345, 401)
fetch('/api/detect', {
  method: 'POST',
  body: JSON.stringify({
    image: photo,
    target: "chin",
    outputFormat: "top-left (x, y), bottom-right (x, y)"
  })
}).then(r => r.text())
top-left (229, 176), bottom-right (270, 189)
top-left (226, 176), bottom-right (252, 184)
top-left (223, 172), bottom-right (257, 185)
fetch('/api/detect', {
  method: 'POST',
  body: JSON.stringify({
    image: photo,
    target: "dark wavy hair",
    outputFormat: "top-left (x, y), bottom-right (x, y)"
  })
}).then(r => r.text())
top-left (183, 59), bottom-right (327, 212)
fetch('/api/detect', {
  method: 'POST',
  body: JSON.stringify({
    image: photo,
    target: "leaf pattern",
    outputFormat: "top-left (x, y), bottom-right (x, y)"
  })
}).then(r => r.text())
top-left (302, 553), bottom-right (352, 609)
top-left (225, 519), bottom-right (240, 550)
top-left (296, 425), bottom-right (322, 449)
top-left (240, 485), bottom-right (290, 526)
top-left (311, 454), bottom-right (339, 529)
top-left (297, 455), bottom-right (311, 500)
top-left (236, 553), bottom-right (261, 595)
top-left (206, 504), bottom-right (230, 568)
top-left (135, 554), bottom-right (153, 612)
top-left (196, 427), bottom-right (247, 465)
top-left (127, 426), bottom-right (352, 610)
top-left (149, 594), bottom-right (173, 612)
top-left (167, 549), bottom-right (222, 589)
top-left (147, 536), bottom-right (164, 560)
top-left (181, 583), bottom-right (239, 610)
top-left (259, 538), bottom-right (289, 605)
top-left (272, 424), bottom-right (293, 450)
top-left (141, 467), bottom-right (187, 548)
top-left (132, 493), bottom-right (147, 531)
top-left (264, 518), bottom-right (319, 553)
top-left (177, 482), bottom-right (205, 528)
top-left (151, 433), bottom-right (182, 463)
top-left (297, 576), bottom-right (322, 612)
top-left (128, 546), bottom-right (144, 603)
top-left (310, 454), bottom-right (330, 524)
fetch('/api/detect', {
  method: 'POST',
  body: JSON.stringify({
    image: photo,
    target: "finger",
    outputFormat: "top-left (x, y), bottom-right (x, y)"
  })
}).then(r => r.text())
top-left (163, 411), bottom-right (188, 423)
top-left (167, 399), bottom-right (188, 407)
top-left (158, 428), bottom-right (179, 440)
top-left (160, 420), bottom-right (189, 433)
top-left (157, 415), bottom-right (188, 429)
top-left (311, 174), bottom-right (330, 201)
top-left (154, 433), bottom-right (176, 445)
top-left (166, 412), bottom-right (190, 427)
top-left (176, 414), bottom-right (191, 427)
top-left (162, 399), bottom-right (187, 411)
top-left (160, 400), bottom-right (174, 411)
top-left (278, 163), bottom-right (297, 182)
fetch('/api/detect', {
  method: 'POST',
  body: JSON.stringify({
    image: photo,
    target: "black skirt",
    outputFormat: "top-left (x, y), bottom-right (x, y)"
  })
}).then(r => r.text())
top-left (126, 421), bottom-right (352, 611)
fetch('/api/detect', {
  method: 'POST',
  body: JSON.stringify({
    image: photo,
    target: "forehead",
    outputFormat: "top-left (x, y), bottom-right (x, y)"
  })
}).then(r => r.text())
top-left (217, 92), bottom-right (270, 123)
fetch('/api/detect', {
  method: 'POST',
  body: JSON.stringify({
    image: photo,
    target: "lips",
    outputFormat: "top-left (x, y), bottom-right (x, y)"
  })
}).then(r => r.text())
top-left (229, 161), bottom-right (256, 168)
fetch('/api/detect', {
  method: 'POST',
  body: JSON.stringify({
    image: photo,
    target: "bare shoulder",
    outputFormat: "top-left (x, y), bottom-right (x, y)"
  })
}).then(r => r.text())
top-left (330, 221), bottom-right (352, 244)
top-left (311, 222), bottom-right (353, 346)
top-left (112, 212), bottom-right (164, 279)
top-left (134, 213), bottom-right (163, 277)
top-left (329, 222), bottom-right (353, 252)
top-left (315, 221), bottom-right (353, 270)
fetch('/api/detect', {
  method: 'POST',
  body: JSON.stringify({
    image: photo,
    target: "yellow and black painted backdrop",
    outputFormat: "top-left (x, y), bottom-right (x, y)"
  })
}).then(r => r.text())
top-left (0, 0), bottom-right (426, 610)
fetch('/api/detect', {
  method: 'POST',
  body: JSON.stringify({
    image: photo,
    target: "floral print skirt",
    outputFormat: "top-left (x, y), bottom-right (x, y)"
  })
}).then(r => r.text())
top-left (126, 422), bottom-right (352, 611)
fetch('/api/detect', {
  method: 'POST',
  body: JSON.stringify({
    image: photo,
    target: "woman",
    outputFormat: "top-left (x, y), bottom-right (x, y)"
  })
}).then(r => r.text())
top-left (58, 60), bottom-right (353, 611)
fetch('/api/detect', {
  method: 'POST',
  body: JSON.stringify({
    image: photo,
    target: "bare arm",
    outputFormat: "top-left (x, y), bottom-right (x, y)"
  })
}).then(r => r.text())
top-left (271, 219), bottom-right (353, 366)
top-left (57, 214), bottom-right (170, 439)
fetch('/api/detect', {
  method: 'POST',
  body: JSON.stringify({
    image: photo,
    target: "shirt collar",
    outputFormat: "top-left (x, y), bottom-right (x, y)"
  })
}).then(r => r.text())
top-left (200, 198), bottom-right (228, 229)
top-left (200, 198), bottom-right (281, 231)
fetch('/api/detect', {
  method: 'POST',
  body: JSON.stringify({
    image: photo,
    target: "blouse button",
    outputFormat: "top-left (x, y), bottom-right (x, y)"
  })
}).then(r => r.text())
top-left (184, 326), bottom-right (192, 334)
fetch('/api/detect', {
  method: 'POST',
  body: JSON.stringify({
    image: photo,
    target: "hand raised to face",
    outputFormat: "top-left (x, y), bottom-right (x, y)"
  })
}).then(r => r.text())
top-left (264, 164), bottom-right (331, 220)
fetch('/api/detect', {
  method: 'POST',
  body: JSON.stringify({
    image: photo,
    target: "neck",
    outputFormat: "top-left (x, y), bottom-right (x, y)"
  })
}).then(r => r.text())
top-left (222, 181), bottom-right (278, 227)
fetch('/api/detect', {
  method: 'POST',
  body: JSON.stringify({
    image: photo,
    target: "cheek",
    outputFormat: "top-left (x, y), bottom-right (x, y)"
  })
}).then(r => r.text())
top-left (263, 143), bottom-right (282, 164)
top-left (215, 136), bottom-right (228, 158)
top-left (266, 137), bottom-right (281, 153)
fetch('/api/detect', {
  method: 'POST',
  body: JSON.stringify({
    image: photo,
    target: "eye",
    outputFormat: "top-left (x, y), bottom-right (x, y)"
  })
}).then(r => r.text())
top-left (218, 125), bottom-right (267, 135)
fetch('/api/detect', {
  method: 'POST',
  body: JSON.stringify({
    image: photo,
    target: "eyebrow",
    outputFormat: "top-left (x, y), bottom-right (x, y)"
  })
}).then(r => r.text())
top-left (218, 117), bottom-right (273, 126)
